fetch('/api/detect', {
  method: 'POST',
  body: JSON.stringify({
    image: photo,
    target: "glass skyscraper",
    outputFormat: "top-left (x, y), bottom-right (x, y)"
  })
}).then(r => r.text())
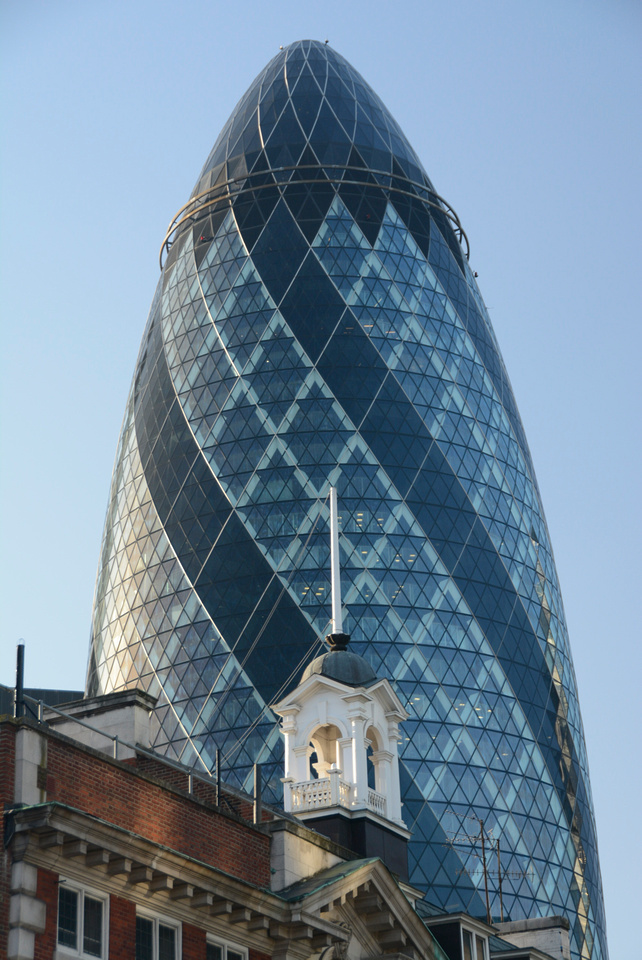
top-left (87, 40), bottom-right (607, 960)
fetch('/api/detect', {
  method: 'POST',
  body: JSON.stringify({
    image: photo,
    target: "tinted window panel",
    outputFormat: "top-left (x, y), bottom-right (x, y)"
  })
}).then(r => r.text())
top-left (135, 917), bottom-right (154, 960)
top-left (57, 887), bottom-right (78, 949)
top-left (83, 896), bottom-right (103, 957)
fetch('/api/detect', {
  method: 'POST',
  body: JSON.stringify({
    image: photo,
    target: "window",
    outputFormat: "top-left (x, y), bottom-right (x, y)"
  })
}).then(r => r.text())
top-left (57, 882), bottom-right (107, 959)
top-left (206, 938), bottom-right (247, 960)
top-left (462, 928), bottom-right (488, 960)
top-left (136, 913), bottom-right (180, 960)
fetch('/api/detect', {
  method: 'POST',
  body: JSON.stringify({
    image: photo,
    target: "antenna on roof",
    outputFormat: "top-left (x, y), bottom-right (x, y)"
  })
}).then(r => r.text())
top-left (330, 486), bottom-right (343, 635)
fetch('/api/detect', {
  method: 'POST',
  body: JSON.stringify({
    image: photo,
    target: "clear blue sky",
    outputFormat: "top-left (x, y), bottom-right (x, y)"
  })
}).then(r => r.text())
top-left (1, 2), bottom-right (639, 956)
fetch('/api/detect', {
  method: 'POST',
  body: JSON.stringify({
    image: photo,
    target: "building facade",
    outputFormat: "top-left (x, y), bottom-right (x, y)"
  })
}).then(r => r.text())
top-left (86, 40), bottom-right (607, 960)
top-left (2, 691), bottom-right (570, 960)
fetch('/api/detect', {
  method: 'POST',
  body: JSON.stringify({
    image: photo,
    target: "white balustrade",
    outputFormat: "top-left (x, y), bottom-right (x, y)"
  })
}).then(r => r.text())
top-left (338, 778), bottom-right (352, 807)
top-left (290, 777), bottom-right (334, 811)
top-left (287, 774), bottom-right (387, 817)
top-left (367, 788), bottom-right (387, 818)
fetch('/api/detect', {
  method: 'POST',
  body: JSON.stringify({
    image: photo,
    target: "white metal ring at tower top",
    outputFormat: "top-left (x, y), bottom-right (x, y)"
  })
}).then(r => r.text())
top-left (159, 166), bottom-right (470, 269)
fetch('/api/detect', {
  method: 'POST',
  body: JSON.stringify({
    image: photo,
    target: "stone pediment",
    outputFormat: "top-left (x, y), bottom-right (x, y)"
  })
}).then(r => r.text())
top-left (277, 856), bottom-right (444, 960)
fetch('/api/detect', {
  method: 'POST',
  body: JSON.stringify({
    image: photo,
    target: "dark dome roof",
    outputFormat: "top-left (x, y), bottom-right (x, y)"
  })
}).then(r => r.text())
top-left (193, 38), bottom-right (433, 197)
top-left (301, 649), bottom-right (377, 687)
top-left (169, 38), bottom-right (468, 281)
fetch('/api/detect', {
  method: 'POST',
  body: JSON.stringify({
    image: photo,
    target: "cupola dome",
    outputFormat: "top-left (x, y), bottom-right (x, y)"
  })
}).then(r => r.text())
top-left (301, 631), bottom-right (377, 687)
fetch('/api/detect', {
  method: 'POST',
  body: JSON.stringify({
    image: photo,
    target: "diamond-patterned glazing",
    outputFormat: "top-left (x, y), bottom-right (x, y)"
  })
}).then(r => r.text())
top-left (87, 40), bottom-right (606, 960)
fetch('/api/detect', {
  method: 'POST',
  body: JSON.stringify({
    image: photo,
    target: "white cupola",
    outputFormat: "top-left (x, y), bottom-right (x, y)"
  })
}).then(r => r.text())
top-left (273, 631), bottom-right (408, 827)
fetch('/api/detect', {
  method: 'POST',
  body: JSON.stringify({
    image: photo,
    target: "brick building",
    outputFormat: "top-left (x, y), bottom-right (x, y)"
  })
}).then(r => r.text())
top-left (1, 676), bottom-right (570, 960)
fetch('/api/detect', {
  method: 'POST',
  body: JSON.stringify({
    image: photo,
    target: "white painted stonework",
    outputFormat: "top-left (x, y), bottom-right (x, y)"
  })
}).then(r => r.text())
top-left (273, 671), bottom-right (408, 827)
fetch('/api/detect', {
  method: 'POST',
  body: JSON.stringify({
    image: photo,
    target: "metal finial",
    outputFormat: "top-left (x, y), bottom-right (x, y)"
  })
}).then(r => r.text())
top-left (330, 487), bottom-right (342, 634)
top-left (327, 632), bottom-right (350, 651)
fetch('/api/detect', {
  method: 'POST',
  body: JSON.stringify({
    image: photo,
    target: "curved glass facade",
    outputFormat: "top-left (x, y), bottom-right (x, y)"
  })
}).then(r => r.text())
top-left (87, 40), bottom-right (607, 959)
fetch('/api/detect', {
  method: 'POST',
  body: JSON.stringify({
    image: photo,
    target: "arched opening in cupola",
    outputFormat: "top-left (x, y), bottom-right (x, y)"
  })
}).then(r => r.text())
top-left (309, 723), bottom-right (342, 779)
top-left (365, 724), bottom-right (385, 797)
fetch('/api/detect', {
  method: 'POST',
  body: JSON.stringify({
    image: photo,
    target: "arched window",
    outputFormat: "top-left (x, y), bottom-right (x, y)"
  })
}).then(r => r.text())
top-left (309, 723), bottom-right (342, 779)
top-left (366, 742), bottom-right (376, 790)
top-left (365, 725), bottom-right (384, 794)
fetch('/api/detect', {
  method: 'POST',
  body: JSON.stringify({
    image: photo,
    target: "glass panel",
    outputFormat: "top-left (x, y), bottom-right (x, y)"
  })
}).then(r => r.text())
top-left (57, 887), bottom-right (78, 949)
top-left (207, 946), bottom-right (223, 960)
top-left (462, 929), bottom-right (473, 960)
top-left (475, 935), bottom-right (487, 960)
top-left (83, 896), bottom-right (103, 957)
top-left (136, 916), bottom-right (154, 960)
top-left (228, 951), bottom-right (244, 960)
top-left (158, 923), bottom-right (176, 960)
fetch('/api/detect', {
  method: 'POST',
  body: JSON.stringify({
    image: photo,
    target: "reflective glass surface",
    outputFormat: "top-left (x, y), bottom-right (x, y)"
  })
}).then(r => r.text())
top-left (87, 40), bottom-right (607, 960)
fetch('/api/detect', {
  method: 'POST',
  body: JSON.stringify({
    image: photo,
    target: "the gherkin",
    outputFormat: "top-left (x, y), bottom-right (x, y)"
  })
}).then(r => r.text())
top-left (87, 40), bottom-right (607, 959)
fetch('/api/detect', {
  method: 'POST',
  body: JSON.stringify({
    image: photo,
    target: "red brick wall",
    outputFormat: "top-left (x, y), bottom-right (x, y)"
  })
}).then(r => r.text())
top-left (135, 755), bottom-right (194, 792)
top-left (0, 850), bottom-right (7, 960)
top-left (0, 721), bottom-right (16, 806)
top-left (44, 737), bottom-right (270, 888)
top-left (33, 867), bottom-right (58, 960)
top-left (183, 921), bottom-right (207, 960)
top-left (109, 893), bottom-right (136, 957)
top-left (134, 755), bottom-right (260, 822)
top-left (1, 721), bottom-right (275, 959)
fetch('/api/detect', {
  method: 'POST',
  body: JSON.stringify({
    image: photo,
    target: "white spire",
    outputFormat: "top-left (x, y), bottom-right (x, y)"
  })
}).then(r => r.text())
top-left (330, 486), bottom-right (343, 634)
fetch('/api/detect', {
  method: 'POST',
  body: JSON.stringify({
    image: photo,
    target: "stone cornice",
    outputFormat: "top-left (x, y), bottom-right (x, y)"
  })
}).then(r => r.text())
top-left (7, 802), bottom-right (348, 954)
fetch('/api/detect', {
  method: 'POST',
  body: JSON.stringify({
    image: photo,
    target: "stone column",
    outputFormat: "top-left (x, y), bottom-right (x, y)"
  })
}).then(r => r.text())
top-left (329, 765), bottom-right (344, 806)
top-left (386, 715), bottom-right (405, 824)
top-left (370, 748), bottom-right (394, 814)
top-left (292, 744), bottom-right (311, 783)
top-left (338, 737), bottom-right (353, 782)
top-left (279, 708), bottom-right (300, 812)
top-left (279, 707), bottom-right (299, 780)
top-left (348, 712), bottom-right (369, 808)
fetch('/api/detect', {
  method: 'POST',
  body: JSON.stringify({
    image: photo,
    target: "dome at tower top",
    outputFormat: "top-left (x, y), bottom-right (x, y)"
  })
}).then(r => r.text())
top-left (170, 37), bottom-right (468, 308)
top-left (192, 38), bottom-right (432, 196)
